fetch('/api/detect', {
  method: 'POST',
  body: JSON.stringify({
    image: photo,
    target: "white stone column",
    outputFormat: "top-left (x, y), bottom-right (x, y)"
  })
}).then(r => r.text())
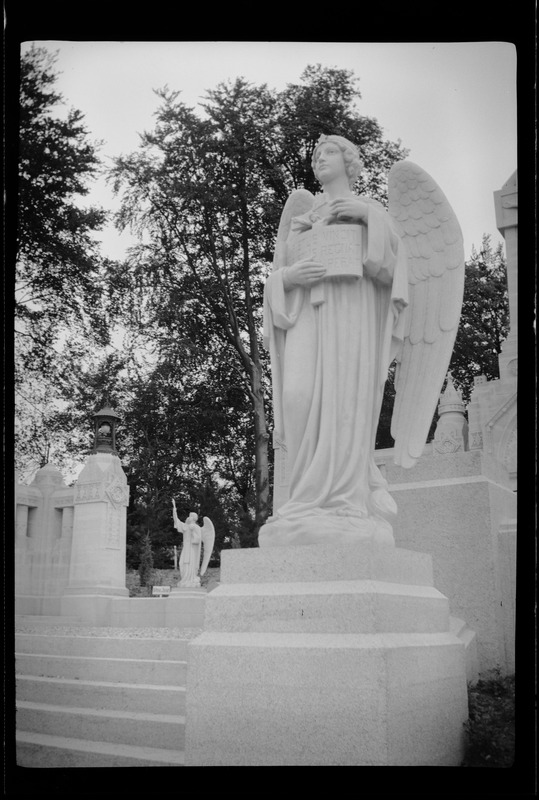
top-left (464, 171), bottom-right (518, 491)
top-left (15, 503), bottom-right (29, 539)
top-left (433, 375), bottom-right (468, 455)
top-left (15, 504), bottom-right (30, 595)
top-left (494, 170), bottom-right (517, 380)
top-left (61, 453), bottom-right (129, 624)
top-left (48, 503), bottom-right (74, 600)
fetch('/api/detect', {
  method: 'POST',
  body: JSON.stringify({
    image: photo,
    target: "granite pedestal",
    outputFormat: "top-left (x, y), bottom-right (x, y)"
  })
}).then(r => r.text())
top-left (184, 541), bottom-right (469, 766)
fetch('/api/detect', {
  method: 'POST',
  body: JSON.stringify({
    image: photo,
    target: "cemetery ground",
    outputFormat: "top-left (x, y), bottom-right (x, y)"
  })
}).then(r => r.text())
top-left (462, 672), bottom-right (515, 767)
top-left (127, 568), bottom-right (515, 768)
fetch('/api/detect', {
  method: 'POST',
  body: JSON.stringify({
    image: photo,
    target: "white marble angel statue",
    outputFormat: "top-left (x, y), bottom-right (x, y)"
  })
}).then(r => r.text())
top-left (172, 500), bottom-right (215, 587)
top-left (258, 134), bottom-right (464, 548)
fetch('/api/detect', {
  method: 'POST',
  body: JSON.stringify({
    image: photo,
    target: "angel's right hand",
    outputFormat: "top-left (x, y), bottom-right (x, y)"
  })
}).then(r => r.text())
top-left (283, 259), bottom-right (326, 290)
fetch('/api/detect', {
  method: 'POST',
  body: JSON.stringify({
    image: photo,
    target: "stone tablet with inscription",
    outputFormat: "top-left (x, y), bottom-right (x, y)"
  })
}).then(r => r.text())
top-left (288, 223), bottom-right (363, 279)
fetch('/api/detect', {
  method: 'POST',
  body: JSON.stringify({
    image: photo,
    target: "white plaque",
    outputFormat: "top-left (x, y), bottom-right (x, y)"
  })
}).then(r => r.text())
top-left (287, 224), bottom-right (363, 279)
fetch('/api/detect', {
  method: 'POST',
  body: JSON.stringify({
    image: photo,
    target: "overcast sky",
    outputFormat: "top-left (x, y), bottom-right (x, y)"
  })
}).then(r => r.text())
top-left (21, 40), bottom-right (517, 260)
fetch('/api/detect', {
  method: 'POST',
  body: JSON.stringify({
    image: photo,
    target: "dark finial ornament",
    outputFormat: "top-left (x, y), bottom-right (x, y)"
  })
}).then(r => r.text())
top-left (91, 404), bottom-right (121, 455)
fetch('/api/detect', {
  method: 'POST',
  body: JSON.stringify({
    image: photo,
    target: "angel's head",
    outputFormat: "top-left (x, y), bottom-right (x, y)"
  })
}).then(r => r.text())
top-left (312, 134), bottom-right (363, 188)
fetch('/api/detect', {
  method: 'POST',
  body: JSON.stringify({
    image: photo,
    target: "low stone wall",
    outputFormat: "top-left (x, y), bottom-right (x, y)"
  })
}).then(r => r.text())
top-left (109, 592), bottom-right (206, 628)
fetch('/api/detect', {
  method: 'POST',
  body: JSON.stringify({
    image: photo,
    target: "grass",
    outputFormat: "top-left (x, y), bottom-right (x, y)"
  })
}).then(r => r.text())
top-left (462, 671), bottom-right (515, 767)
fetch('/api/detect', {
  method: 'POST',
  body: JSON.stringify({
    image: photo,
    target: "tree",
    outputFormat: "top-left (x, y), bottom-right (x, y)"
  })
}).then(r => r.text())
top-left (272, 64), bottom-right (407, 203)
top-left (138, 531), bottom-right (154, 587)
top-left (14, 330), bottom-right (128, 481)
top-left (375, 363), bottom-right (398, 450)
top-left (121, 353), bottom-right (244, 561)
top-left (15, 46), bottom-right (112, 475)
top-left (17, 46), bottom-right (108, 357)
top-left (108, 65), bottom-right (409, 541)
top-left (449, 235), bottom-right (509, 403)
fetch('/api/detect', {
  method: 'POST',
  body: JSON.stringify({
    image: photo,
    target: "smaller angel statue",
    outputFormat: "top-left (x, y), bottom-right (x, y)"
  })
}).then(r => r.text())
top-left (172, 499), bottom-right (215, 587)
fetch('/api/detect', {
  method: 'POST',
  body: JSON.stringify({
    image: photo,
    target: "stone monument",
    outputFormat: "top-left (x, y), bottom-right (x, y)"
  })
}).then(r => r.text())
top-left (185, 135), bottom-right (471, 765)
top-left (467, 170), bottom-right (517, 490)
top-left (15, 464), bottom-right (75, 616)
top-left (258, 138), bottom-right (464, 547)
top-left (370, 170), bottom-right (518, 677)
top-left (60, 405), bottom-right (129, 624)
top-left (15, 404), bottom-right (213, 629)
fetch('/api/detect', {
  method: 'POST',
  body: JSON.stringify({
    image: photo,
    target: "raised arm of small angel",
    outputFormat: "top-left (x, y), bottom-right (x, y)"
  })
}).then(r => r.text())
top-left (172, 499), bottom-right (186, 533)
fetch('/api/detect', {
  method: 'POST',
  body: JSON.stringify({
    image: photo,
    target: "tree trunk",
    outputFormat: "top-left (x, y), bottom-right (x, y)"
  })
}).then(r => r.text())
top-left (237, 171), bottom-right (271, 541)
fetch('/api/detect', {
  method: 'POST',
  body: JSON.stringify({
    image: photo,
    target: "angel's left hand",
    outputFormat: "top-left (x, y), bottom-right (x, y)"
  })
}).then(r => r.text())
top-left (328, 197), bottom-right (369, 223)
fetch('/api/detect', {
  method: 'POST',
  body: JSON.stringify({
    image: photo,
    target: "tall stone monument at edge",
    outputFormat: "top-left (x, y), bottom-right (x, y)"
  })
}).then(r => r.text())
top-left (184, 137), bottom-right (473, 766)
top-left (58, 406), bottom-right (131, 623)
top-left (15, 406), bottom-right (130, 622)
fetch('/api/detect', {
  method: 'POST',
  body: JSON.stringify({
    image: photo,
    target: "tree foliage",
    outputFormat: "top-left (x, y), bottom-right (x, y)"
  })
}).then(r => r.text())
top-left (107, 65), bottom-right (409, 547)
top-left (449, 234), bottom-right (509, 403)
top-left (138, 531), bottom-right (154, 587)
top-left (16, 46), bottom-right (109, 366)
top-left (15, 46), bottom-right (113, 477)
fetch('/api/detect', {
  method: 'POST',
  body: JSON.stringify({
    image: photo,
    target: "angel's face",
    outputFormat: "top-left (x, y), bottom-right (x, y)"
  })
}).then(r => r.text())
top-left (313, 142), bottom-right (347, 185)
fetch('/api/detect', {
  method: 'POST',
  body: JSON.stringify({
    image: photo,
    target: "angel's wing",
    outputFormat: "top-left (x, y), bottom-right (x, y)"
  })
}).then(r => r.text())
top-left (388, 161), bottom-right (465, 468)
top-left (272, 188), bottom-right (315, 270)
top-left (199, 517), bottom-right (215, 576)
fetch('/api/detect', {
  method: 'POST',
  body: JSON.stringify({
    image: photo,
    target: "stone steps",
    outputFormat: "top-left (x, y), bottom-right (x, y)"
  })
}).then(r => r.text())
top-left (17, 701), bottom-right (185, 751)
top-left (15, 652), bottom-right (187, 685)
top-left (15, 632), bottom-right (188, 768)
top-left (15, 632), bottom-right (189, 660)
top-left (16, 731), bottom-right (186, 767)
top-left (16, 674), bottom-right (186, 714)
top-left (15, 615), bottom-right (83, 625)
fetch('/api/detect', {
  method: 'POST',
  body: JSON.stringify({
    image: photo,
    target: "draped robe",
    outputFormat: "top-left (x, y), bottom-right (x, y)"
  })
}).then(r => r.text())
top-left (258, 193), bottom-right (409, 547)
top-left (178, 519), bottom-right (202, 587)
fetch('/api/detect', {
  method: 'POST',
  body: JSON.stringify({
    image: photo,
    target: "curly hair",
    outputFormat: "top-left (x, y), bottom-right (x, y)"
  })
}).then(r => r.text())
top-left (312, 134), bottom-right (363, 188)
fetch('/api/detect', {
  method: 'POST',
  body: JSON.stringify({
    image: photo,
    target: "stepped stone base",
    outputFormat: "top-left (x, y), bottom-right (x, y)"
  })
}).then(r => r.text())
top-left (185, 541), bottom-right (470, 766)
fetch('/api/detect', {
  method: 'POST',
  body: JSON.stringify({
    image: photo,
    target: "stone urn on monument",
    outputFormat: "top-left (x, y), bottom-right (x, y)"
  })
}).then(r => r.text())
top-left (185, 135), bottom-right (470, 766)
